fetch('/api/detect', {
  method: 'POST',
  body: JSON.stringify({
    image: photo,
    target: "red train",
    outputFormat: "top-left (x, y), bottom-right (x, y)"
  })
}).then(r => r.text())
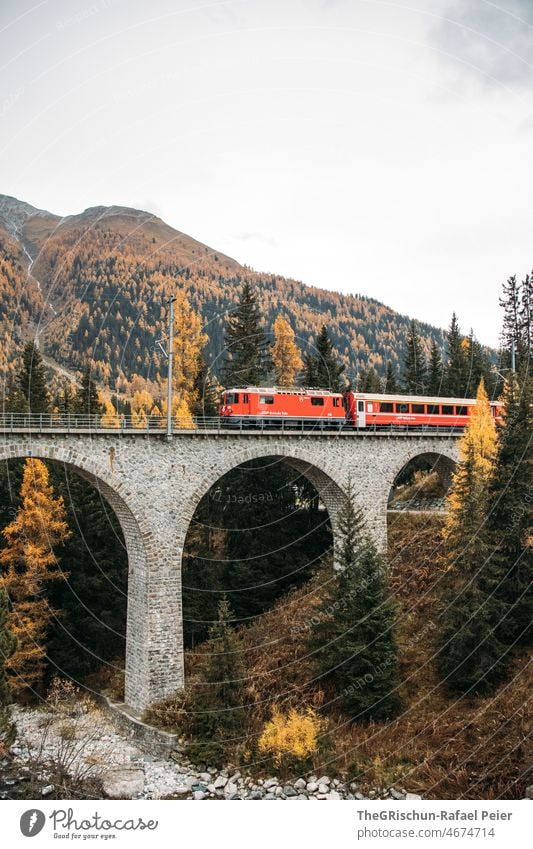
top-left (219, 387), bottom-right (502, 429)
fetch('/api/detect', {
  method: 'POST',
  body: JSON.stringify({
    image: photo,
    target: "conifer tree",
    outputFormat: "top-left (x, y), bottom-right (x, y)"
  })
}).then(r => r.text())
top-left (358, 366), bottom-right (382, 393)
top-left (463, 333), bottom-right (495, 398)
top-left (222, 282), bottom-right (268, 386)
top-left (483, 371), bottom-right (532, 648)
top-left (305, 325), bottom-right (345, 391)
top-left (17, 342), bottom-right (50, 413)
top-left (518, 272), bottom-right (532, 374)
top-left (436, 379), bottom-right (504, 693)
top-left (426, 340), bottom-right (443, 395)
top-left (443, 313), bottom-right (467, 397)
top-left (384, 360), bottom-right (399, 394)
top-left (0, 587), bottom-right (17, 747)
top-left (499, 275), bottom-right (521, 372)
top-left (59, 383), bottom-right (76, 414)
top-left (500, 272), bottom-right (532, 375)
top-left (189, 596), bottom-right (245, 762)
top-left (402, 319), bottom-right (427, 394)
top-left (191, 350), bottom-right (219, 417)
top-left (271, 315), bottom-right (303, 386)
top-left (0, 459), bottom-right (70, 696)
top-left (75, 362), bottom-right (105, 416)
top-left (301, 352), bottom-right (318, 387)
top-left (309, 482), bottom-right (401, 721)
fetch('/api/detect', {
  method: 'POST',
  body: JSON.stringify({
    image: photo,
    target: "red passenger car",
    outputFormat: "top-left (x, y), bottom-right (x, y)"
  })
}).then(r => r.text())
top-left (344, 392), bottom-right (502, 429)
top-left (220, 387), bottom-right (345, 428)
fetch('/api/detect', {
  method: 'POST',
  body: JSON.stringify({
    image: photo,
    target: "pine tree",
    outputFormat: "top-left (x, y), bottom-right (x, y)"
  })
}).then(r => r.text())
top-left (483, 371), bottom-right (532, 649)
top-left (222, 282), bottom-right (268, 386)
top-left (312, 325), bottom-right (345, 391)
top-left (358, 366), bottom-right (382, 393)
top-left (384, 360), bottom-right (399, 394)
top-left (188, 596), bottom-right (246, 762)
top-left (0, 459), bottom-right (70, 696)
top-left (499, 275), bottom-right (521, 373)
top-left (463, 333), bottom-right (495, 399)
top-left (518, 272), bottom-right (532, 374)
top-left (301, 352), bottom-right (318, 387)
top-left (75, 362), bottom-right (105, 416)
top-left (59, 383), bottom-right (76, 414)
top-left (443, 313), bottom-right (467, 397)
top-left (0, 587), bottom-right (17, 747)
top-left (402, 319), bottom-right (427, 395)
top-left (426, 340), bottom-right (443, 395)
top-left (17, 341), bottom-right (50, 413)
top-left (436, 380), bottom-right (505, 693)
top-left (191, 350), bottom-right (219, 418)
top-left (309, 482), bottom-right (401, 721)
top-left (271, 315), bottom-right (303, 386)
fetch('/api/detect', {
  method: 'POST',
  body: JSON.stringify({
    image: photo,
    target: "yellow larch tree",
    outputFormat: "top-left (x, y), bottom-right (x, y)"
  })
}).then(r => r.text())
top-left (437, 378), bottom-right (502, 692)
top-left (170, 290), bottom-right (206, 424)
top-left (0, 459), bottom-right (71, 696)
top-left (99, 392), bottom-right (119, 428)
top-left (445, 377), bottom-right (498, 538)
top-left (271, 315), bottom-right (303, 387)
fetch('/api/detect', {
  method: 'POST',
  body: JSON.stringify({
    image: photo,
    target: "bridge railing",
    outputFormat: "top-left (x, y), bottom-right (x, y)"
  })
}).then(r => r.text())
top-left (0, 412), bottom-right (464, 435)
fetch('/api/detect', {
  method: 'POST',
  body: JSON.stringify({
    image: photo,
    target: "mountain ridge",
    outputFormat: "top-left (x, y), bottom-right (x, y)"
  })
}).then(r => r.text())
top-left (0, 193), bottom-right (461, 397)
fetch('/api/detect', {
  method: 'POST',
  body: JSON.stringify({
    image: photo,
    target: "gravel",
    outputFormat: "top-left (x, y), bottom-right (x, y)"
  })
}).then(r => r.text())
top-left (5, 706), bottom-right (422, 801)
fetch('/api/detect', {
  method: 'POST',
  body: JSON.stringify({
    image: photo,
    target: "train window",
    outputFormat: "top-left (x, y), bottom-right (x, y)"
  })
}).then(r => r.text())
top-left (243, 394), bottom-right (249, 404)
top-left (441, 405), bottom-right (453, 415)
top-left (455, 405), bottom-right (467, 416)
top-left (357, 401), bottom-right (364, 412)
top-left (412, 404), bottom-right (424, 414)
top-left (333, 398), bottom-right (340, 407)
top-left (379, 402), bottom-right (393, 413)
top-left (226, 393), bottom-right (239, 404)
top-left (311, 397), bottom-right (324, 406)
top-left (259, 395), bottom-right (274, 404)
top-left (395, 403), bottom-right (409, 413)
top-left (427, 405), bottom-right (440, 415)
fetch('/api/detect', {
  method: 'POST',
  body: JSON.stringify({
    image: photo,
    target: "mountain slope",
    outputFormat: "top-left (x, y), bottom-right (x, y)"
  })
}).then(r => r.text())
top-left (0, 193), bottom-right (447, 394)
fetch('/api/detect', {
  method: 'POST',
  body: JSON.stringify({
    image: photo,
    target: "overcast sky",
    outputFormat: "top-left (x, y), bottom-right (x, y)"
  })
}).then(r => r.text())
top-left (1, 0), bottom-right (532, 346)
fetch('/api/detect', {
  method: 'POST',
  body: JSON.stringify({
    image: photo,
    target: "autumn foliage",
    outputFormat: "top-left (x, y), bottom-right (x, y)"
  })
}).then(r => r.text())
top-left (0, 459), bottom-right (70, 695)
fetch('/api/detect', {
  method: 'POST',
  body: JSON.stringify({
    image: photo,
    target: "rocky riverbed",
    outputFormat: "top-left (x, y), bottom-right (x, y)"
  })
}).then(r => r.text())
top-left (3, 705), bottom-right (421, 801)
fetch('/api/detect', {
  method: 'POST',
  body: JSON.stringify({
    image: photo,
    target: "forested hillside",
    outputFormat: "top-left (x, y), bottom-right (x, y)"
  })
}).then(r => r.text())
top-left (0, 194), bottom-right (452, 394)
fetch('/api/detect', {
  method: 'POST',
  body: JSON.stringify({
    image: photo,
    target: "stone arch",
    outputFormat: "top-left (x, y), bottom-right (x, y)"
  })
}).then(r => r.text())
top-left (0, 441), bottom-right (151, 712)
top-left (388, 449), bottom-right (458, 497)
top-left (179, 445), bottom-right (350, 568)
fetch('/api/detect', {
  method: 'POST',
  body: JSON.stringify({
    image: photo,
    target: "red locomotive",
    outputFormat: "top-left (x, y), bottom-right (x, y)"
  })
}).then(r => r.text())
top-left (219, 388), bottom-right (502, 429)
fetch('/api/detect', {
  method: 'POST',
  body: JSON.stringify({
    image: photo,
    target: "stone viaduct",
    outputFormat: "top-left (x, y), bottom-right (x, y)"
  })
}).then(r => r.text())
top-left (0, 428), bottom-right (459, 714)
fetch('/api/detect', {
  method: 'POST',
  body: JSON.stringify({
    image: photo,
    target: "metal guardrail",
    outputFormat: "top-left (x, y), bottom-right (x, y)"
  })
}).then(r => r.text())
top-left (0, 412), bottom-right (464, 436)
